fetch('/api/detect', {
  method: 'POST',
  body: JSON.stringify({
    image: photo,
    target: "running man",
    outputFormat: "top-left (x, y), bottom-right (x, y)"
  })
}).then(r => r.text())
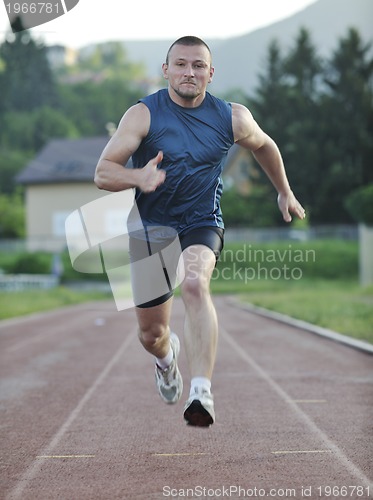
top-left (94, 36), bottom-right (306, 427)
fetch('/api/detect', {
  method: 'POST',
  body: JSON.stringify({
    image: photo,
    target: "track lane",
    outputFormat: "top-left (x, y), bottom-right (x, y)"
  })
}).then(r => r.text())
top-left (1, 297), bottom-right (372, 499)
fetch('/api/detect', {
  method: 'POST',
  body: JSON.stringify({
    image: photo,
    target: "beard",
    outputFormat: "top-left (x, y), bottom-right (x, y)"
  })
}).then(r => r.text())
top-left (172, 82), bottom-right (201, 100)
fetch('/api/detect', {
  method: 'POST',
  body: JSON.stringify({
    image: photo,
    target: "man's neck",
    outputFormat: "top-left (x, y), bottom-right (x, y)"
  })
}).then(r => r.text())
top-left (167, 87), bottom-right (206, 108)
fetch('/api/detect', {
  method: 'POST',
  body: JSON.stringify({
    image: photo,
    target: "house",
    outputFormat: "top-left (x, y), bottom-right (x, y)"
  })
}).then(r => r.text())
top-left (16, 137), bottom-right (135, 251)
top-left (46, 45), bottom-right (78, 69)
top-left (223, 144), bottom-right (254, 195)
top-left (17, 139), bottom-right (254, 252)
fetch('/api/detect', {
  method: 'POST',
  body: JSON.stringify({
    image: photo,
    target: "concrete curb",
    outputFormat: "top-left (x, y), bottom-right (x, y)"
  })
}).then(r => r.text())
top-left (229, 298), bottom-right (373, 355)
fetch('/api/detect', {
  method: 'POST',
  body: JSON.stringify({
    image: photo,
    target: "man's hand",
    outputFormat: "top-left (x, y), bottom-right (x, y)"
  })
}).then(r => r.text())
top-left (138, 151), bottom-right (166, 193)
top-left (277, 191), bottom-right (306, 223)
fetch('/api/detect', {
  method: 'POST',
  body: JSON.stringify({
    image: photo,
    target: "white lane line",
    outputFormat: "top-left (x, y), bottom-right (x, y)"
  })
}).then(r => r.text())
top-left (220, 326), bottom-right (373, 489)
top-left (5, 308), bottom-right (120, 353)
top-left (0, 304), bottom-right (89, 331)
top-left (152, 453), bottom-right (208, 457)
top-left (36, 455), bottom-right (95, 459)
top-left (292, 400), bottom-right (327, 404)
top-left (272, 450), bottom-right (332, 455)
top-left (6, 319), bottom-right (86, 353)
top-left (0, 301), bottom-right (113, 332)
top-left (7, 332), bottom-right (135, 500)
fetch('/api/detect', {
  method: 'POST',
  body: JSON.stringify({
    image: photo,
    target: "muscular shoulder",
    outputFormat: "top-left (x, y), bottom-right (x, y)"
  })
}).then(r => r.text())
top-left (231, 102), bottom-right (267, 150)
top-left (118, 102), bottom-right (150, 140)
top-left (231, 103), bottom-right (256, 142)
top-left (99, 103), bottom-right (150, 165)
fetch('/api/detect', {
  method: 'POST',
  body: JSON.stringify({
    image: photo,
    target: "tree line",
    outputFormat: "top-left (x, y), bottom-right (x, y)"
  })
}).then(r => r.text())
top-left (222, 27), bottom-right (373, 226)
top-left (0, 17), bottom-right (372, 236)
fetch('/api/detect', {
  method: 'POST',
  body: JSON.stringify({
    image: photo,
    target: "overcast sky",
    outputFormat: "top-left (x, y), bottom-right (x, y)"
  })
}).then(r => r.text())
top-left (0, 0), bottom-right (317, 48)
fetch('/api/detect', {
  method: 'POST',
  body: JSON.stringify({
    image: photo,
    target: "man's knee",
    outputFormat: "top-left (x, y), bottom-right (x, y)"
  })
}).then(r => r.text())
top-left (181, 274), bottom-right (209, 302)
top-left (136, 298), bottom-right (172, 350)
top-left (138, 322), bottom-right (168, 349)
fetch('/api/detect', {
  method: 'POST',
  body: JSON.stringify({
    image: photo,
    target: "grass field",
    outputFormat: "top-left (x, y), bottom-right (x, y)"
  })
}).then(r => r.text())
top-left (209, 240), bottom-right (372, 344)
top-left (0, 240), bottom-right (372, 344)
top-left (238, 280), bottom-right (372, 344)
top-left (0, 287), bottom-right (109, 320)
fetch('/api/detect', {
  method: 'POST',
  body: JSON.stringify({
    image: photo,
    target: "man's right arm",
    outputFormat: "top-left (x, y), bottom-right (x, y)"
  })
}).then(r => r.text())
top-left (94, 103), bottom-right (166, 193)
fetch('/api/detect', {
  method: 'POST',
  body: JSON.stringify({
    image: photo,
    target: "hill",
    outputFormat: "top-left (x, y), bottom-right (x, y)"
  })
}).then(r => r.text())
top-left (210, 0), bottom-right (373, 95)
top-left (79, 0), bottom-right (373, 96)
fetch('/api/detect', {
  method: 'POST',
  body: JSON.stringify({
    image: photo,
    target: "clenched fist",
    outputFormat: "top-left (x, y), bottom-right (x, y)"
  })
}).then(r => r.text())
top-left (138, 151), bottom-right (166, 193)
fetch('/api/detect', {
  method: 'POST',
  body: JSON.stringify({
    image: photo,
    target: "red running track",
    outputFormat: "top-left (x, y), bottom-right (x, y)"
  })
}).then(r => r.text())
top-left (0, 297), bottom-right (372, 499)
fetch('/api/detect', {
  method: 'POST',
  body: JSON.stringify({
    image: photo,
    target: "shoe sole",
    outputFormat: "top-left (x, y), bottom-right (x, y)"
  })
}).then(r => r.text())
top-left (183, 400), bottom-right (214, 427)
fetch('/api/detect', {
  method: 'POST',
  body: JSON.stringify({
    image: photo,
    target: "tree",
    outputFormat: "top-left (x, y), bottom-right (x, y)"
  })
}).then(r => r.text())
top-left (75, 42), bottom-right (145, 81)
top-left (57, 78), bottom-right (143, 136)
top-left (250, 32), bottom-right (323, 223)
top-left (0, 16), bottom-right (58, 114)
top-left (251, 39), bottom-right (289, 145)
top-left (345, 184), bottom-right (373, 225)
top-left (317, 28), bottom-right (373, 222)
top-left (284, 28), bottom-right (323, 97)
top-left (247, 27), bottom-right (373, 225)
top-left (238, 41), bottom-right (291, 224)
top-left (0, 150), bottom-right (32, 195)
top-left (0, 191), bottom-right (25, 238)
top-left (55, 41), bottom-right (146, 135)
top-left (1, 107), bottom-right (79, 152)
top-left (280, 28), bottom-right (323, 221)
top-left (221, 185), bottom-right (279, 228)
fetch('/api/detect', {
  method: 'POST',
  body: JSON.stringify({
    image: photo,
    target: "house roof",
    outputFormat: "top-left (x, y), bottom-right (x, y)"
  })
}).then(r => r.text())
top-left (17, 137), bottom-right (242, 186)
top-left (16, 136), bottom-right (130, 185)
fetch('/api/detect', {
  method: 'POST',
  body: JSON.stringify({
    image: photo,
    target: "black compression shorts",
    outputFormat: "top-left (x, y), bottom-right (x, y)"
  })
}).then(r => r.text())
top-left (129, 226), bottom-right (224, 308)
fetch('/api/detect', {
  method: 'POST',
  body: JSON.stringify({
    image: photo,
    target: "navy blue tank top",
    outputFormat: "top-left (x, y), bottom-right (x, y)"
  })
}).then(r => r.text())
top-left (131, 89), bottom-right (234, 235)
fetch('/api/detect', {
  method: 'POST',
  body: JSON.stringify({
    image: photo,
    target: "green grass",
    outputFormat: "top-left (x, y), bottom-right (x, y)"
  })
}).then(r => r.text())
top-left (0, 240), bottom-right (372, 345)
top-left (0, 287), bottom-right (109, 320)
top-left (236, 280), bottom-right (373, 344)
top-left (208, 240), bottom-right (372, 344)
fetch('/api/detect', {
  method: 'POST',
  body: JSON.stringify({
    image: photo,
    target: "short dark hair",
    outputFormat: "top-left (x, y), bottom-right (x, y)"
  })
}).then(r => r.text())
top-left (165, 36), bottom-right (212, 65)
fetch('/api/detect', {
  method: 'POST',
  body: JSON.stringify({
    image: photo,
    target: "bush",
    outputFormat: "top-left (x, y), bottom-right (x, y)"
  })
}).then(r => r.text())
top-left (60, 251), bottom-right (107, 282)
top-left (345, 184), bottom-right (373, 225)
top-left (221, 186), bottom-right (279, 228)
top-left (216, 240), bottom-right (358, 281)
top-left (7, 252), bottom-right (52, 274)
top-left (0, 250), bottom-right (108, 281)
top-left (0, 191), bottom-right (25, 238)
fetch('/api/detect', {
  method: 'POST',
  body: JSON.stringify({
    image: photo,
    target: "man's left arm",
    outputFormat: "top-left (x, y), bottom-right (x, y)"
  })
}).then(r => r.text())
top-left (231, 102), bottom-right (306, 222)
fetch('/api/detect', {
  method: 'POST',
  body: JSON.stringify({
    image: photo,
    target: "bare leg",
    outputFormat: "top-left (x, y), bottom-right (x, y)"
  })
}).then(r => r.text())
top-left (180, 245), bottom-right (218, 380)
top-left (136, 296), bottom-right (183, 405)
top-left (135, 297), bottom-right (173, 359)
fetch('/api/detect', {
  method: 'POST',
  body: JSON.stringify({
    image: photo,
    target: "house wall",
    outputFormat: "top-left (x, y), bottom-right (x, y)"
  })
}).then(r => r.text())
top-left (223, 148), bottom-right (253, 195)
top-left (26, 183), bottom-right (135, 251)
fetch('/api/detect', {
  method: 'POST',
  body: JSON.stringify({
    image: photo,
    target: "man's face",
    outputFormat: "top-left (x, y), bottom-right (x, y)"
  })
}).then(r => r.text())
top-left (162, 44), bottom-right (214, 105)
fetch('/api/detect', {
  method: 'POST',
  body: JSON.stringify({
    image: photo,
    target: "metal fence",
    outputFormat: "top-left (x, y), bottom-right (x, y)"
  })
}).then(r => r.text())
top-left (225, 225), bottom-right (358, 242)
top-left (0, 225), bottom-right (360, 291)
top-left (0, 274), bottom-right (59, 292)
top-left (0, 225), bottom-right (358, 254)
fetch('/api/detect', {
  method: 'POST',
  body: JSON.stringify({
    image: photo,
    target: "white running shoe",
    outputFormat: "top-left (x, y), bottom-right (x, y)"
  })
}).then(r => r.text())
top-left (155, 332), bottom-right (183, 404)
top-left (183, 388), bottom-right (215, 427)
